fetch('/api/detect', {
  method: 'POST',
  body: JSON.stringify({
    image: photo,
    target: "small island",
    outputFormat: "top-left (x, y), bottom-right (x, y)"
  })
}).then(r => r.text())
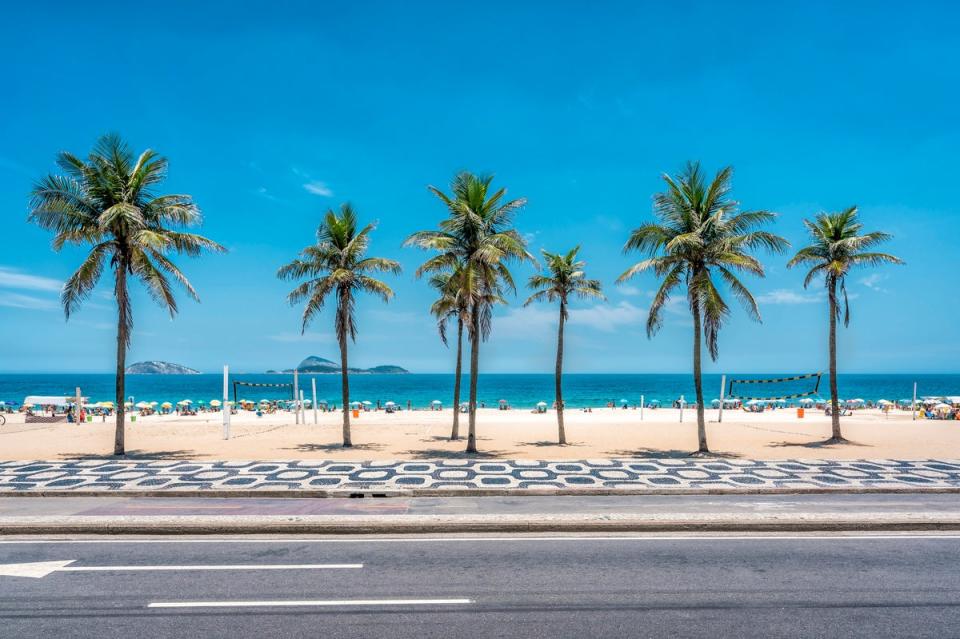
top-left (270, 355), bottom-right (409, 374)
top-left (126, 361), bottom-right (201, 375)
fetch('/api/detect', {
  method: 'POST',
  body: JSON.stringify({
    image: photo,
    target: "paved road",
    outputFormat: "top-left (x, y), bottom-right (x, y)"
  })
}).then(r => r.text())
top-left (1, 533), bottom-right (958, 637)
top-left (3, 492), bottom-right (959, 517)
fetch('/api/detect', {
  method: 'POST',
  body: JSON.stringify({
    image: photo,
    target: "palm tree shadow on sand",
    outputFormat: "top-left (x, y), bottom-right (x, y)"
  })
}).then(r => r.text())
top-left (605, 447), bottom-right (743, 459)
top-left (400, 447), bottom-right (509, 460)
top-left (284, 443), bottom-right (387, 453)
top-left (768, 438), bottom-right (870, 449)
top-left (518, 440), bottom-right (585, 448)
top-left (59, 450), bottom-right (198, 461)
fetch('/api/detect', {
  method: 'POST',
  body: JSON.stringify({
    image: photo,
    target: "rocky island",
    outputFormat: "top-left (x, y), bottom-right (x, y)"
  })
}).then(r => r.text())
top-left (125, 361), bottom-right (201, 375)
top-left (271, 355), bottom-right (409, 374)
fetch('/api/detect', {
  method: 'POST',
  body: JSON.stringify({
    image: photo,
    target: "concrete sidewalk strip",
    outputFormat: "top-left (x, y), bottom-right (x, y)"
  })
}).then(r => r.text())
top-left (0, 458), bottom-right (959, 495)
top-left (3, 511), bottom-right (960, 535)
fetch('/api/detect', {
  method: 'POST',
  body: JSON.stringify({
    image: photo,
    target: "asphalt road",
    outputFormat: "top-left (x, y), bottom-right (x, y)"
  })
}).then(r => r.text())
top-left (1, 534), bottom-right (959, 638)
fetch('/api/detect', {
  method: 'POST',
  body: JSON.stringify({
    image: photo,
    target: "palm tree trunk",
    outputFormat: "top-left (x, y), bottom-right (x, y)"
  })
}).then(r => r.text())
top-left (691, 301), bottom-right (708, 454)
top-left (338, 309), bottom-right (352, 448)
top-left (828, 278), bottom-right (843, 441)
top-left (451, 318), bottom-right (463, 440)
top-left (113, 267), bottom-right (129, 456)
top-left (555, 302), bottom-right (566, 445)
top-left (466, 302), bottom-right (480, 454)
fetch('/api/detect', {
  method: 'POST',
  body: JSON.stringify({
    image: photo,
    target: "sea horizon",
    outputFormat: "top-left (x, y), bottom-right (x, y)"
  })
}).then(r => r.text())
top-left (3, 372), bottom-right (958, 409)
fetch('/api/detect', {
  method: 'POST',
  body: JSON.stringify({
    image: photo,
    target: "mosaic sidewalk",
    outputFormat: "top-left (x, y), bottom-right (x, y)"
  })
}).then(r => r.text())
top-left (1, 458), bottom-right (959, 493)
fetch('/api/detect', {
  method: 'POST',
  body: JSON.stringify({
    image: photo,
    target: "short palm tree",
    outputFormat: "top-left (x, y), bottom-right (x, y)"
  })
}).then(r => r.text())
top-left (28, 133), bottom-right (224, 456)
top-left (787, 206), bottom-right (902, 442)
top-left (428, 266), bottom-right (468, 440)
top-left (525, 247), bottom-right (604, 444)
top-left (619, 161), bottom-right (788, 454)
top-left (278, 203), bottom-right (401, 447)
top-left (405, 172), bottom-right (532, 453)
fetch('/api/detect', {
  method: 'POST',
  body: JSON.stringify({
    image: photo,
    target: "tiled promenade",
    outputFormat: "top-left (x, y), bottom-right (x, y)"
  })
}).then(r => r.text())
top-left (1, 458), bottom-right (959, 493)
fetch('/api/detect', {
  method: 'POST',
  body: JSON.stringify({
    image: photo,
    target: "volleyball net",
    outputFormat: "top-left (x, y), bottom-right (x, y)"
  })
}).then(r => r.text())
top-left (726, 373), bottom-right (823, 401)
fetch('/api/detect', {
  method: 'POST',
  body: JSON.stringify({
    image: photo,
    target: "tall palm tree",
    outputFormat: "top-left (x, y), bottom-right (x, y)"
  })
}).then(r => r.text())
top-left (524, 247), bottom-right (604, 444)
top-left (278, 203), bottom-right (401, 447)
top-left (619, 161), bottom-right (788, 455)
top-left (28, 134), bottom-right (224, 456)
top-left (787, 206), bottom-right (902, 442)
top-left (405, 172), bottom-right (532, 453)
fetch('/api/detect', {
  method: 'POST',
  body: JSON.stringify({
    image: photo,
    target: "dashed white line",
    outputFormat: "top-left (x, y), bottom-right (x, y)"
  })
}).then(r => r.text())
top-left (148, 598), bottom-right (473, 608)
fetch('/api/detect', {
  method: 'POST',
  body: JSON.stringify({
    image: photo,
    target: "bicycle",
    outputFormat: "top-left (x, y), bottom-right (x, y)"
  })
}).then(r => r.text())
top-left (0, 414), bottom-right (5, 426)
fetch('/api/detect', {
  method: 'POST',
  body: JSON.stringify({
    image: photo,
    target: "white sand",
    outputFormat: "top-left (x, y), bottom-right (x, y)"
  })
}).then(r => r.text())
top-left (0, 407), bottom-right (954, 460)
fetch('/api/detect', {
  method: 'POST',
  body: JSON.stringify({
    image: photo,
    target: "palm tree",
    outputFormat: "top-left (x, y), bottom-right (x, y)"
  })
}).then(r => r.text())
top-left (787, 206), bottom-right (902, 442)
top-left (405, 172), bottom-right (532, 453)
top-left (524, 247), bottom-right (604, 444)
top-left (277, 203), bottom-right (400, 447)
top-left (618, 161), bottom-right (788, 455)
top-left (427, 266), bottom-right (467, 440)
top-left (28, 134), bottom-right (224, 456)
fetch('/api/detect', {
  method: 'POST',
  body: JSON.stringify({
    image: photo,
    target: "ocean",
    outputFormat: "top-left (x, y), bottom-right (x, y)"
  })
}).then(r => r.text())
top-left (1, 373), bottom-right (957, 408)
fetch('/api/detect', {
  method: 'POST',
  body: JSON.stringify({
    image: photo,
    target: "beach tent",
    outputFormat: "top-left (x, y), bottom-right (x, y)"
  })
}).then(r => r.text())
top-left (24, 395), bottom-right (78, 407)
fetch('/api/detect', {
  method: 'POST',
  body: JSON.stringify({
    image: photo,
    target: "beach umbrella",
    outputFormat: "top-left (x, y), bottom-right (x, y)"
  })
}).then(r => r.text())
top-left (536, 401), bottom-right (547, 407)
top-left (149, 401), bottom-right (158, 406)
top-left (648, 399), bottom-right (661, 405)
top-left (710, 399), bottom-right (721, 407)
top-left (160, 402), bottom-right (172, 408)
top-left (197, 400), bottom-right (205, 406)
top-left (225, 400), bottom-right (235, 406)
top-left (124, 401), bottom-right (133, 408)
top-left (934, 402), bottom-right (951, 410)
top-left (210, 400), bottom-right (221, 407)
top-left (350, 401), bottom-right (362, 408)
top-left (384, 401), bottom-right (396, 406)
top-left (431, 400), bottom-right (442, 406)
top-left (99, 401), bottom-right (114, 408)
top-left (135, 401), bottom-right (151, 408)
top-left (877, 399), bottom-right (893, 406)
top-left (362, 400), bottom-right (373, 406)
top-left (619, 398), bottom-right (629, 404)
top-left (177, 400), bottom-right (192, 406)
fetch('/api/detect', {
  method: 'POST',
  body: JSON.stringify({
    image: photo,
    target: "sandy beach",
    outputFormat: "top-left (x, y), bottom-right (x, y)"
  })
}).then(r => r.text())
top-left (0, 407), bottom-right (955, 461)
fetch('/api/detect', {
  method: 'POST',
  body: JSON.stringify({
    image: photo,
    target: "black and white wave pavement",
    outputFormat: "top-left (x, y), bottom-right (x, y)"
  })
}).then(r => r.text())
top-left (1, 458), bottom-right (959, 492)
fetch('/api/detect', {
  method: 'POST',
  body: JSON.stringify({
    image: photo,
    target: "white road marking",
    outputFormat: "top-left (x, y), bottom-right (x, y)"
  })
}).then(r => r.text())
top-left (0, 560), bottom-right (361, 578)
top-left (0, 534), bottom-right (958, 545)
top-left (148, 598), bottom-right (473, 608)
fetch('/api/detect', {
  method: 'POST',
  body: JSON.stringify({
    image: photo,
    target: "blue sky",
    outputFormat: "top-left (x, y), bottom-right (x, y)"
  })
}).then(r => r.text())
top-left (1, 1), bottom-right (957, 374)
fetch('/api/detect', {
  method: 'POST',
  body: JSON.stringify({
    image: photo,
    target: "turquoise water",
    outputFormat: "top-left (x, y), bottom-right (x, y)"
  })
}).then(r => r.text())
top-left (1, 373), bottom-right (956, 408)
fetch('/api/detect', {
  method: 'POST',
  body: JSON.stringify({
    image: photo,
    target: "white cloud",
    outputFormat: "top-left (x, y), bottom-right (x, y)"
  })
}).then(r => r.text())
top-left (756, 289), bottom-right (823, 305)
top-left (303, 181), bottom-right (333, 197)
top-left (617, 285), bottom-right (643, 297)
top-left (0, 293), bottom-right (58, 310)
top-left (254, 187), bottom-right (286, 203)
top-left (267, 332), bottom-right (334, 343)
top-left (859, 273), bottom-right (888, 293)
top-left (0, 266), bottom-right (63, 292)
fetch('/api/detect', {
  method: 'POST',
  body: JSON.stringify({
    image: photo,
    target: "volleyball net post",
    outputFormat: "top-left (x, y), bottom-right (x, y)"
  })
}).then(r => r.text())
top-left (718, 374), bottom-right (726, 423)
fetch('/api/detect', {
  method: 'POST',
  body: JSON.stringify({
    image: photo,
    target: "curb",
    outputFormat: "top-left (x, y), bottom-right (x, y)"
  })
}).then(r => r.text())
top-left (3, 514), bottom-right (960, 535)
top-left (1, 486), bottom-right (960, 498)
